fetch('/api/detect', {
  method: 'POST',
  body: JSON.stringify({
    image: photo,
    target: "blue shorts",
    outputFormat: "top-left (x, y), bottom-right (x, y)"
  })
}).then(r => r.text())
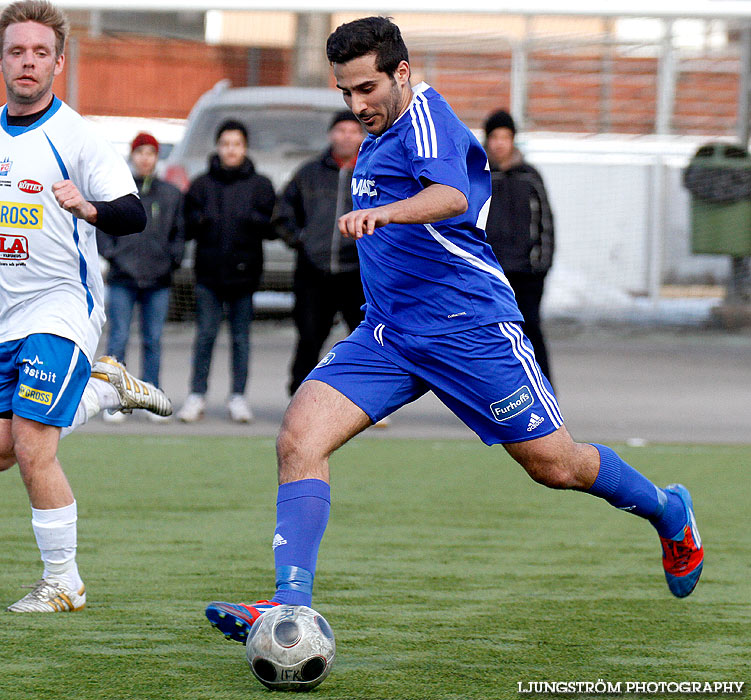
top-left (0, 334), bottom-right (91, 427)
top-left (306, 320), bottom-right (564, 445)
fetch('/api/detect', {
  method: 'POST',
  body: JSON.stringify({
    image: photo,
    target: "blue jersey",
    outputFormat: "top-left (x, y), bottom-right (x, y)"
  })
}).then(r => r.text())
top-left (351, 82), bottom-right (523, 335)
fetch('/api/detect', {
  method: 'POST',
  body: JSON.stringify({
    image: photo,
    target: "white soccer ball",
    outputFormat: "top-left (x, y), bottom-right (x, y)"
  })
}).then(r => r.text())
top-left (245, 605), bottom-right (336, 691)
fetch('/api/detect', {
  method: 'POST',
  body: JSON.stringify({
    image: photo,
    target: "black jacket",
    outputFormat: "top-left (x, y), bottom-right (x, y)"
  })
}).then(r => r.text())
top-left (485, 150), bottom-right (554, 275)
top-left (97, 176), bottom-right (184, 289)
top-left (273, 149), bottom-right (359, 275)
top-left (184, 155), bottom-right (276, 295)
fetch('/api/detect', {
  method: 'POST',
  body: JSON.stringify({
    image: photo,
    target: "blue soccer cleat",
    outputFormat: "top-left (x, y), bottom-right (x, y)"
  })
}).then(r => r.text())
top-left (659, 484), bottom-right (703, 598)
top-left (205, 600), bottom-right (279, 643)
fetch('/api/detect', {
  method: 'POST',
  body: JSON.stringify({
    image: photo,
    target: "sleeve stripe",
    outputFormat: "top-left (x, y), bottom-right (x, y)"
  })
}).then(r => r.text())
top-left (417, 93), bottom-right (438, 158)
top-left (410, 104), bottom-right (424, 158)
top-left (409, 95), bottom-right (438, 159)
top-left (410, 101), bottom-right (430, 157)
top-left (415, 104), bottom-right (431, 158)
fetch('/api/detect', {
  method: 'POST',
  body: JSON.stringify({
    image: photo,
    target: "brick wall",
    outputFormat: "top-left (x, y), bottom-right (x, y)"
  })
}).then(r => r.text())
top-left (77, 37), bottom-right (246, 117)
top-left (411, 51), bottom-right (513, 129)
top-left (0, 33), bottom-right (291, 119)
top-left (409, 47), bottom-right (739, 135)
top-left (527, 53), bottom-right (660, 134)
top-left (673, 57), bottom-right (738, 135)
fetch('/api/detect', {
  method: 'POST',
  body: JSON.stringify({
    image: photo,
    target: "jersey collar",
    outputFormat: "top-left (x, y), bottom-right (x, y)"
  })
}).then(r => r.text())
top-left (393, 81), bottom-right (432, 128)
top-left (1, 95), bottom-right (63, 137)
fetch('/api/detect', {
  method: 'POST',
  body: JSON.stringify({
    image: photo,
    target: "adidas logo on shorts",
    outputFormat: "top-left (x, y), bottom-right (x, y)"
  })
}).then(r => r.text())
top-left (526, 413), bottom-right (545, 432)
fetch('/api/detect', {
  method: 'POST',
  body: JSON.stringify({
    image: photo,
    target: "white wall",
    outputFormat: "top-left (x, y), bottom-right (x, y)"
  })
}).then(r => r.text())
top-left (516, 134), bottom-right (730, 318)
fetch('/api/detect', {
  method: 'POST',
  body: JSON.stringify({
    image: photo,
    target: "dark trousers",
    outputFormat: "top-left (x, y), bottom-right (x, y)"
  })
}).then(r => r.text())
top-left (106, 283), bottom-right (170, 387)
top-left (190, 283), bottom-right (254, 396)
top-left (506, 271), bottom-right (553, 386)
top-left (289, 259), bottom-right (365, 395)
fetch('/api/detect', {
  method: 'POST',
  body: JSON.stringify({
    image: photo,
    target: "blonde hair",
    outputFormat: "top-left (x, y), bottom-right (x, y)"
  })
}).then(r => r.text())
top-left (0, 0), bottom-right (69, 57)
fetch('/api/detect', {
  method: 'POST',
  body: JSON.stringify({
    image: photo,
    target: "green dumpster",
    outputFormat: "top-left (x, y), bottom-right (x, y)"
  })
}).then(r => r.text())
top-left (683, 143), bottom-right (751, 256)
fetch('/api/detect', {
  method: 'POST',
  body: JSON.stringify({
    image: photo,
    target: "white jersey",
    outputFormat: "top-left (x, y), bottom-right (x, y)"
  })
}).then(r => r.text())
top-left (0, 96), bottom-right (137, 361)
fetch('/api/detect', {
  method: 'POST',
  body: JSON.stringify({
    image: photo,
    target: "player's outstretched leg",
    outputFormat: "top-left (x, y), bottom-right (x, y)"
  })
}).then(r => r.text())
top-left (506, 430), bottom-right (703, 598)
top-left (91, 356), bottom-right (172, 416)
top-left (59, 356), bottom-right (173, 439)
top-left (587, 444), bottom-right (703, 598)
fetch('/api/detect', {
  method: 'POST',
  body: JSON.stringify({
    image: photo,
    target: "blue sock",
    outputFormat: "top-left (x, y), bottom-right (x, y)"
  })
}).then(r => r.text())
top-left (271, 478), bottom-right (330, 607)
top-left (588, 444), bottom-right (685, 538)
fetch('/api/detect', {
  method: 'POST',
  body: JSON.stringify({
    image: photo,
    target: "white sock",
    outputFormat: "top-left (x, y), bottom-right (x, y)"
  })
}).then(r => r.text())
top-left (59, 379), bottom-right (117, 439)
top-left (31, 501), bottom-right (83, 591)
top-left (89, 377), bottom-right (121, 411)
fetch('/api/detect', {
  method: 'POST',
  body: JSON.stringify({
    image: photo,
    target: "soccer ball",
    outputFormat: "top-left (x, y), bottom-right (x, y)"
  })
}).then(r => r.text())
top-left (245, 605), bottom-right (336, 691)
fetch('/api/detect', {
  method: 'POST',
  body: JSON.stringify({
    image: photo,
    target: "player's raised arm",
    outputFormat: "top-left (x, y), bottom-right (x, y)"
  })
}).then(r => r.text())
top-left (338, 182), bottom-right (467, 239)
top-left (52, 180), bottom-right (146, 235)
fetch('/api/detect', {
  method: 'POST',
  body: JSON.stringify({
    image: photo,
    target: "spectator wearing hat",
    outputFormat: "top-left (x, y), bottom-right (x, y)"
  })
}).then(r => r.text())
top-left (274, 110), bottom-right (366, 396)
top-left (483, 110), bottom-right (556, 384)
top-left (97, 132), bottom-right (185, 423)
top-left (177, 120), bottom-right (276, 423)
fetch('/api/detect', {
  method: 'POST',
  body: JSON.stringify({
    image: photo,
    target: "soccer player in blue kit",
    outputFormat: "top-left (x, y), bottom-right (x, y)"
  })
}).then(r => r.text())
top-left (206, 16), bottom-right (703, 641)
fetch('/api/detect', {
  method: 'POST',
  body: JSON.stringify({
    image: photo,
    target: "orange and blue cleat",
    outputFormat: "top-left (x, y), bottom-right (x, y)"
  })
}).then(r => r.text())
top-left (659, 484), bottom-right (703, 598)
top-left (205, 600), bottom-right (280, 642)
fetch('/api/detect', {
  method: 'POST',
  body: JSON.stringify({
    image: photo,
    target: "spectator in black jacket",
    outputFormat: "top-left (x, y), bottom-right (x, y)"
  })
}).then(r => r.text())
top-left (483, 110), bottom-right (555, 383)
top-left (177, 120), bottom-right (276, 423)
top-left (97, 132), bottom-right (184, 423)
top-left (274, 111), bottom-right (366, 395)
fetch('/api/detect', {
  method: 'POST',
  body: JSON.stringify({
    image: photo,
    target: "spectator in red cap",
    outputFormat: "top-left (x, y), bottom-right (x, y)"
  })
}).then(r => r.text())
top-left (131, 131), bottom-right (159, 153)
top-left (96, 132), bottom-right (185, 423)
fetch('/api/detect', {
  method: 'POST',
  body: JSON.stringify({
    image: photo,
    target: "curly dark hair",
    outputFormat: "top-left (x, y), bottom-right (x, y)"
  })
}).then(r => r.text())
top-left (326, 16), bottom-right (409, 75)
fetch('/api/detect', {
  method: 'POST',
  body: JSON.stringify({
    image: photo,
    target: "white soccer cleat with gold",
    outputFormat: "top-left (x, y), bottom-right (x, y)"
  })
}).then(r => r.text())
top-left (6, 579), bottom-right (86, 613)
top-left (91, 355), bottom-right (172, 416)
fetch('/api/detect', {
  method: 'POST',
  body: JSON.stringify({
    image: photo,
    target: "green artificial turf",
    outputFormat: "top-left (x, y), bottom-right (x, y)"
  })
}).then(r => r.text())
top-left (0, 436), bottom-right (748, 699)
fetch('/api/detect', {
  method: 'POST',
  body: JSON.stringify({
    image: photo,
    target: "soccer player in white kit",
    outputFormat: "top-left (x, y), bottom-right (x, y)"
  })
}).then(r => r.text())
top-left (0, 0), bottom-right (171, 613)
